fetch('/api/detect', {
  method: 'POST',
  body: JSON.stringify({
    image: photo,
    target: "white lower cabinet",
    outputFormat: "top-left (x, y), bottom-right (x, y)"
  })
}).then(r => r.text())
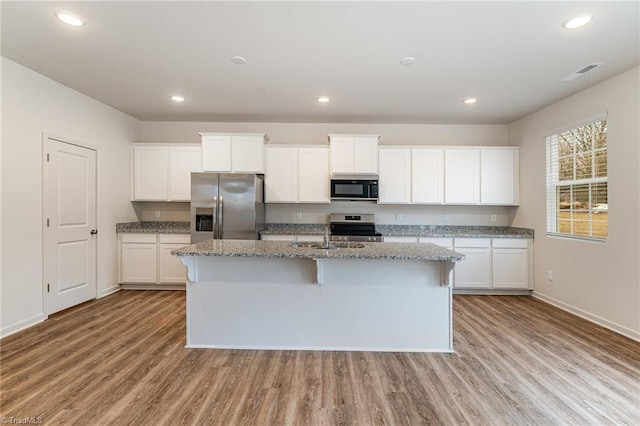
top-left (261, 234), bottom-right (324, 242)
top-left (119, 233), bottom-right (190, 287)
top-left (383, 236), bottom-right (418, 243)
top-left (453, 238), bottom-right (492, 289)
top-left (121, 234), bottom-right (158, 283)
top-left (491, 239), bottom-right (529, 289)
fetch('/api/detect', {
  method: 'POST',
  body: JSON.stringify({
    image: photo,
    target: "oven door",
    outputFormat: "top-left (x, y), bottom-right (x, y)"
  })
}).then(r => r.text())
top-left (330, 179), bottom-right (377, 200)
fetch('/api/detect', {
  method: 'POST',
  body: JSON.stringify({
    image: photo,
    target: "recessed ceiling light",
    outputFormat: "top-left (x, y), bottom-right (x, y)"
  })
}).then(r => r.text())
top-left (317, 96), bottom-right (330, 103)
top-left (55, 11), bottom-right (85, 27)
top-left (400, 57), bottom-right (416, 66)
top-left (231, 56), bottom-right (247, 65)
top-left (171, 95), bottom-right (185, 102)
top-left (463, 98), bottom-right (477, 104)
top-left (562, 15), bottom-right (592, 29)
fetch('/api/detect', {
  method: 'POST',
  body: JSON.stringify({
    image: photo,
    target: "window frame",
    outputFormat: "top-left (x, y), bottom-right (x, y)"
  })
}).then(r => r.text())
top-left (545, 115), bottom-right (608, 242)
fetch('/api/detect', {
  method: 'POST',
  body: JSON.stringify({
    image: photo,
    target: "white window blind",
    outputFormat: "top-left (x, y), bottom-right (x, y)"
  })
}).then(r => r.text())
top-left (546, 118), bottom-right (608, 240)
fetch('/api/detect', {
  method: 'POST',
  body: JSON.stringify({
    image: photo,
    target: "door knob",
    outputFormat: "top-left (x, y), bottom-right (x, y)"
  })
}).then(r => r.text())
top-left (90, 229), bottom-right (98, 235)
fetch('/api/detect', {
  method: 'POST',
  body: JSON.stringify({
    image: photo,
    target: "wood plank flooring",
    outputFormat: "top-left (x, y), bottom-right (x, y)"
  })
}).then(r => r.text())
top-left (1, 291), bottom-right (638, 425)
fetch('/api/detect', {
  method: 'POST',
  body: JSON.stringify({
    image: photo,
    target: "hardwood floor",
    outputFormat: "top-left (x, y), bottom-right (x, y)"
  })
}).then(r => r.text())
top-left (1, 291), bottom-right (638, 425)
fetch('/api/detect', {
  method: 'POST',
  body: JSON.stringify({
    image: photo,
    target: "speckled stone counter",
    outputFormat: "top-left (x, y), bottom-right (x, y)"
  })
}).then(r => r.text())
top-left (116, 221), bottom-right (190, 234)
top-left (260, 223), bottom-right (533, 238)
top-left (376, 225), bottom-right (534, 238)
top-left (260, 224), bottom-right (328, 235)
top-left (172, 239), bottom-right (463, 261)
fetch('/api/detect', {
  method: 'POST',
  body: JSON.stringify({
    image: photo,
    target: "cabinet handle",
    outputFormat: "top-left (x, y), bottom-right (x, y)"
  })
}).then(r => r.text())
top-left (90, 229), bottom-right (98, 235)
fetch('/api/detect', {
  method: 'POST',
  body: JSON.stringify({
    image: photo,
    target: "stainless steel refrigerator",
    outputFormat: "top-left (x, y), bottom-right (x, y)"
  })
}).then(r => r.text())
top-left (190, 173), bottom-right (265, 243)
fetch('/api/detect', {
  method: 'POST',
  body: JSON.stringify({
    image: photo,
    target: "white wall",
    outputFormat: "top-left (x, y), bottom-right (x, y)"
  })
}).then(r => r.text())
top-left (140, 121), bottom-right (508, 146)
top-left (0, 58), bottom-right (140, 337)
top-left (508, 66), bottom-right (640, 340)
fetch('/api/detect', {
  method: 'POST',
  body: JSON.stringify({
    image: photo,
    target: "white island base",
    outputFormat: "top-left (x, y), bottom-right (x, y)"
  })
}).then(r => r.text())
top-left (181, 255), bottom-right (454, 352)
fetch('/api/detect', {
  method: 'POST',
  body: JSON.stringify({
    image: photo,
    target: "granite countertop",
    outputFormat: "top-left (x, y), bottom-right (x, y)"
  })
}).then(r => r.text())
top-left (262, 224), bottom-right (534, 238)
top-left (116, 221), bottom-right (190, 234)
top-left (376, 225), bottom-right (534, 238)
top-left (260, 224), bottom-right (328, 235)
top-left (117, 222), bottom-right (534, 239)
top-left (172, 239), bottom-right (464, 262)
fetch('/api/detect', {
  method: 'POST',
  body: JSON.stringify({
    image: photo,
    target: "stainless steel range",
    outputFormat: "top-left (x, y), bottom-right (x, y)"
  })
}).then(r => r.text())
top-left (329, 214), bottom-right (382, 242)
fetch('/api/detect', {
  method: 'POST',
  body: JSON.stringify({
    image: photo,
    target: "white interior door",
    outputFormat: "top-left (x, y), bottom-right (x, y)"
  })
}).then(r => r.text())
top-left (44, 137), bottom-right (97, 314)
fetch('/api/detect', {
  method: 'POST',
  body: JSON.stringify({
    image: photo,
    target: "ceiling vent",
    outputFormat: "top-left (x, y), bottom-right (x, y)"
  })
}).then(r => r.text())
top-left (560, 63), bottom-right (604, 81)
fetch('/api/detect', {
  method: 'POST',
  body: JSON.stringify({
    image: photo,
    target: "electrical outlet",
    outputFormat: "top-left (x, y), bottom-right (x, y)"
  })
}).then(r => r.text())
top-left (396, 213), bottom-right (403, 221)
top-left (443, 213), bottom-right (449, 222)
top-left (296, 212), bottom-right (303, 220)
top-left (491, 214), bottom-right (497, 222)
top-left (547, 270), bottom-right (553, 281)
top-left (155, 210), bottom-right (160, 218)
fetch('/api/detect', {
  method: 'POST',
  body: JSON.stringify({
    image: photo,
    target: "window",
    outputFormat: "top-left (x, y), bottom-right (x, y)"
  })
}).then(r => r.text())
top-left (546, 118), bottom-right (608, 240)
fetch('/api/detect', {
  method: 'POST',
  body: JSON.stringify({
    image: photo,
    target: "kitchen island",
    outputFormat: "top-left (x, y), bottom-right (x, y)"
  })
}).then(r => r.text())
top-left (173, 239), bottom-right (463, 352)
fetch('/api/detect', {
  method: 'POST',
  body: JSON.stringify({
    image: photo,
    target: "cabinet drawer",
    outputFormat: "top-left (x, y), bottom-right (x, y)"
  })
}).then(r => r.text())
top-left (121, 233), bottom-right (157, 244)
top-left (261, 234), bottom-right (296, 241)
top-left (454, 238), bottom-right (491, 248)
top-left (296, 235), bottom-right (324, 242)
top-left (492, 238), bottom-right (529, 248)
top-left (384, 236), bottom-right (419, 243)
top-left (419, 237), bottom-right (453, 248)
top-left (158, 234), bottom-right (191, 244)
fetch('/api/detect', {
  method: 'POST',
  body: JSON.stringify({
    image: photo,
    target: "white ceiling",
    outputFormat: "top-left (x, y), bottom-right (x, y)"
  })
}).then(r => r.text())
top-left (1, 1), bottom-right (638, 124)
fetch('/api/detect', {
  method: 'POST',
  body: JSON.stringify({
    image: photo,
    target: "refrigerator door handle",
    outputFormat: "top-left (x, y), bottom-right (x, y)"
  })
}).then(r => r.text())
top-left (218, 195), bottom-right (224, 239)
top-left (212, 196), bottom-right (218, 239)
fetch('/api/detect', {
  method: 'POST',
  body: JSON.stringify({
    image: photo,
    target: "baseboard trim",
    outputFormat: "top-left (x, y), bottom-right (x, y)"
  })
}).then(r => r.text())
top-left (121, 283), bottom-right (186, 291)
top-left (532, 291), bottom-right (640, 342)
top-left (454, 289), bottom-right (532, 296)
top-left (99, 285), bottom-right (121, 298)
top-left (1, 313), bottom-right (47, 339)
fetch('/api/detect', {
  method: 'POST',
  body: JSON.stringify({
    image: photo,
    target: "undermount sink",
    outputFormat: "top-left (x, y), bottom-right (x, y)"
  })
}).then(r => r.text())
top-left (289, 241), bottom-right (365, 249)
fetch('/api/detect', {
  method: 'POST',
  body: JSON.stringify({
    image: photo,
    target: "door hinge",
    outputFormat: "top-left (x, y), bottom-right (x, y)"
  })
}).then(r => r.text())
top-left (47, 283), bottom-right (50, 293)
top-left (47, 153), bottom-right (50, 162)
top-left (47, 218), bottom-right (50, 227)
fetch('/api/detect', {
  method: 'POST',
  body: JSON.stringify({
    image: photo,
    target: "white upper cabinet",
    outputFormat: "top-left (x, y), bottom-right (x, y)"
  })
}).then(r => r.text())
top-left (265, 145), bottom-right (330, 203)
top-left (444, 148), bottom-right (480, 204)
top-left (265, 146), bottom-right (299, 203)
top-left (329, 134), bottom-right (379, 174)
top-left (200, 133), bottom-right (267, 173)
top-left (168, 146), bottom-right (202, 201)
top-left (412, 148), bottom-right (445, 204)
top-left (480, 148), bottom-right (520, 205)
top-left (133, 145), bottom-right (169, 200)
top-left (378, 148), bottom-right (411, 203)
top-left (298, 147), bottom-right (330, 203)
top-left (132, 144), bottom-right (202, 201)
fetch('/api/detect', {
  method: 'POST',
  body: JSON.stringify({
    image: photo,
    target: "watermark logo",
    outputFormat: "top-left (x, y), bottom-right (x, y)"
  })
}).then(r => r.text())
top-left (0, 417), bottom-right (44, 425)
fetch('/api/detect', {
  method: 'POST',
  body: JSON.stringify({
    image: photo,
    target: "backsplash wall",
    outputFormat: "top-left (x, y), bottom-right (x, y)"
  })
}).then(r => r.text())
top-left (133, 201), bottom-right (515, 227)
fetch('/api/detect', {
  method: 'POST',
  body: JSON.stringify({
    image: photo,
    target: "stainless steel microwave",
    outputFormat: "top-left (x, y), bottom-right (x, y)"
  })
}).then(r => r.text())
top-left (330, 178), bottom-right (378, 201)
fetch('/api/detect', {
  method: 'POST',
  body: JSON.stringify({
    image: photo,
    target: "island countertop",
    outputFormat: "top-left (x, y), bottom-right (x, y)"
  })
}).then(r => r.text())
top-left (172, 239), bottom-right (464, 261)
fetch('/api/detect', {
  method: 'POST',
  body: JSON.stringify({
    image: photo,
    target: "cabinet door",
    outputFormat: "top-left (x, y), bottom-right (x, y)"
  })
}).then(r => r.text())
top-left (201, 135), bottom-right (232, 172)
top-left (378, 148), bottom-right (411, 203)
top-left (265, 147), bottom-right (299, 202)
top-left (353, 136), bottom-right (379, 174)
top-left (169, 146), bottom-right (202, 201)
top-left (492, 248), bottom-right (528, 289)
top-left (453, 248), bottom-right (491, 288)
top-left (158, 243), bottom-right (188, 283)
top-left (133, 146), bottom-right (168, 200)
top-left (481, 148), bottom-right (519, 205)
top-left (330, 136), bottom-right (354, 174)
top-left (444, 149), bottom-right (480, 204)
top-left (232, 135), bottom-right (265, 172)
top-left (412, 148), bottom-right (444, 204)
top-left (121, 243), bottom-right (158, 283)
top-left (299, 147), bottom-right (330, 203)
